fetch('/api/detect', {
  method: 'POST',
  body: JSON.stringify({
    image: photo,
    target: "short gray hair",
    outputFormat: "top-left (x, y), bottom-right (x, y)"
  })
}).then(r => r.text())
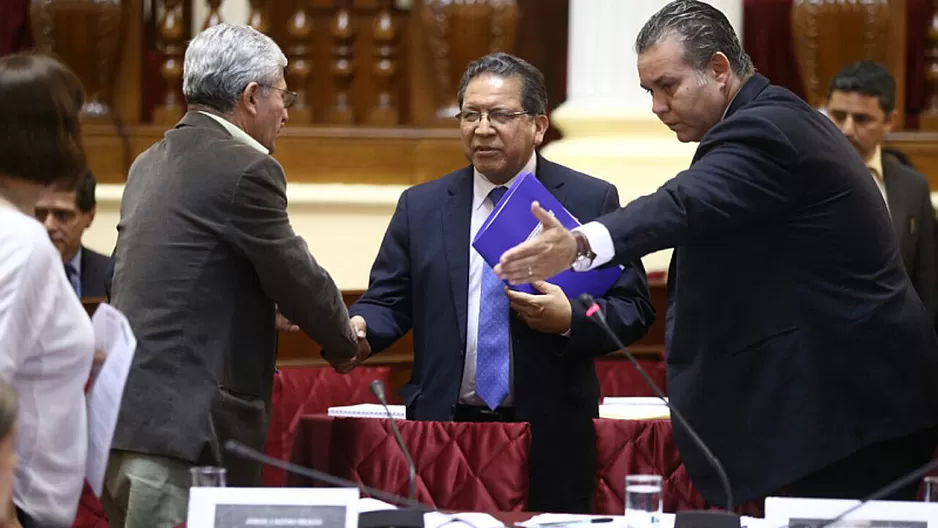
top-left (183, 24), bottom-right (287, 113)
top-left (635, 0), bottom-right (753, 77)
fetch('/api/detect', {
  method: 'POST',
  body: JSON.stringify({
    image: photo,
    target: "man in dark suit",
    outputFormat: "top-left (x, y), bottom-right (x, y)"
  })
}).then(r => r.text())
top-left (34, 170), bottom-right (112, 298)
top-left (104, 24), bottom-right (364, 527)
top-left (826, 61), bottom-right (936, 317)
top-left (344, 53), bottom-right (655, 513)
top-left (496, 0), bottom-right (938, 508)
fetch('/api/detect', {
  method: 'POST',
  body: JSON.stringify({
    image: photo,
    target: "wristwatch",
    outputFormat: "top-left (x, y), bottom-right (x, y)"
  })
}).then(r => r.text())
top-left (571, 231), bottom-right (596, 272)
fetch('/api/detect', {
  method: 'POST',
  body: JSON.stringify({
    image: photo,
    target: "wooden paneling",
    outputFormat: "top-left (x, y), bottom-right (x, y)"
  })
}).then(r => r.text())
top-left (885, 132), bottom-right (938, 188)
top-left (82, 123), bottom-right (467, 184)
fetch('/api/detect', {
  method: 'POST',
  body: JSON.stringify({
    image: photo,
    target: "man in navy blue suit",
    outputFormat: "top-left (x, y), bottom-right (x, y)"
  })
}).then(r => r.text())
top-left (346, 53), bottom-right (656, 513)
top-left (497, 0), bottom-right (938, 508)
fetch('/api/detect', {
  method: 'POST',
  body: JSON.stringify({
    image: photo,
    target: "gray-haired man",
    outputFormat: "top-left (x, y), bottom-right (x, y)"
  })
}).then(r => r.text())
top-left (103, 24), bottom-right (365, 526)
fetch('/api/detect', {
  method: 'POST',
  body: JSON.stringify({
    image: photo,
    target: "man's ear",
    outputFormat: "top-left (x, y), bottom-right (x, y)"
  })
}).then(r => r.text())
top-left (884, 109), bottom-right (898, 134)
top-left (710, 52), bottom-right (732, 86)
top-left (241, 82), bottom-right (261, 116)
top-left (533, 114), bottom-right (549, 147)
top-left (87, 206), bottom-right (96, 228)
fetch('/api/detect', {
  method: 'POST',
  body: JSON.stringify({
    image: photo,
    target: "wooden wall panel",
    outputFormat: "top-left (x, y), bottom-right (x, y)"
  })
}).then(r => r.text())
top-left (885, 132), bottom-right (938, 189)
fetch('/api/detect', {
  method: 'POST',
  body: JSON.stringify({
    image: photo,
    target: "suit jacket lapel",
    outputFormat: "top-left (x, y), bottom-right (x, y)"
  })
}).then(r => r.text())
top-left (883, 160), bottom-right (909, 248)
top-left (535, 154), bottom-right (568, 208)
top-left (441, 168), bottom-right (474, 347)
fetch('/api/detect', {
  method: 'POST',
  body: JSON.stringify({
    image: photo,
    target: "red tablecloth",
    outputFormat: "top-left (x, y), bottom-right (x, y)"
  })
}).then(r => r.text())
top-left (291, 415), bottom-right (532, 513)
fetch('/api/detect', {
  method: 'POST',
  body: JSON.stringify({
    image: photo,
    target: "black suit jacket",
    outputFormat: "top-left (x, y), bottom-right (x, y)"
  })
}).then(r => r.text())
top-left (79, 246), bottom-right (111, 298)
top-left (883, 154), bottom-right (936, 317)
top-left (592, 74), bottom-right (938, 505)
top-left (350, 155), bottom-right (655, 511)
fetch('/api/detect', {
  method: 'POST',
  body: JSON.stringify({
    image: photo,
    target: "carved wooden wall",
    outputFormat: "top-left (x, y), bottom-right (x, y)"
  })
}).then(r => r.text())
top-left (791, 0), bottom-right (908, 128)
top-left (23, 0), bottom-right (567, 185)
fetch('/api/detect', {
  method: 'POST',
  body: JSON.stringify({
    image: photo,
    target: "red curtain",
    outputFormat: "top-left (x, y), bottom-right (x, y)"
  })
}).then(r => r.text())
top-left (0, 0), bottom-right (33, 57)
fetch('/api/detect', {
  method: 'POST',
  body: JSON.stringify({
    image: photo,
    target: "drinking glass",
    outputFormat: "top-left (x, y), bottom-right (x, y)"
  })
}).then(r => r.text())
top-left (190, 466), bottom-right (226, 487)
top-left (925, 476), bottom-right (938, 502)
top-left (625, 474), bottom-right (662, 527)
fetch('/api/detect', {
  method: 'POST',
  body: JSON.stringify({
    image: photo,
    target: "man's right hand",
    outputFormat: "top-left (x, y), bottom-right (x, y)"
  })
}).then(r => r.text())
top-left (326, 316), bottom-right (371, 373)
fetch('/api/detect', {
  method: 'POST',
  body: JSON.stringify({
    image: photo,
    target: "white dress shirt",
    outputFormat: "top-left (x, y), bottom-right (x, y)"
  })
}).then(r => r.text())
top-left (0, 202), bottom-right (94, 525)
top-left (460, 154), bottom-right (537, 406)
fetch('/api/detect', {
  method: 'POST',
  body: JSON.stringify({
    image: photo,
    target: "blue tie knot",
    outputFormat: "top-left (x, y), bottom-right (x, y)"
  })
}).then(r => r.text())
top-left (489, 186), bottom-right (508, 206)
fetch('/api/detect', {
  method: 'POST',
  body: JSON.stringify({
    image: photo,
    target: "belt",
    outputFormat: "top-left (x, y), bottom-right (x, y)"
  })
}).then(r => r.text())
top-left (454, 404), bottom-right (515, 423)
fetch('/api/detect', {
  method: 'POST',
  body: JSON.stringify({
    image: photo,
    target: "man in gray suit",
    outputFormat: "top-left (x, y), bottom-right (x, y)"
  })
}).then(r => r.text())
top-left (826, 61), bottom-right (936, 317)
top-left (103, 24), bottom-right (365, 527)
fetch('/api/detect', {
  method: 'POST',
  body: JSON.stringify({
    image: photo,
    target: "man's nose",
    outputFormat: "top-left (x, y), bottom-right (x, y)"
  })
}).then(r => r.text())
top-left (841, 116), bottom-right (856, 137)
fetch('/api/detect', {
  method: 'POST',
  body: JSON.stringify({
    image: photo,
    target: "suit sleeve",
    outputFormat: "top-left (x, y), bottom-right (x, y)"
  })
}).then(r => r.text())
top-left (566, 185), bottom-right (655, 356)
top-left (349, 192), bottom-right (414, 354)
top-left (913, 178), bottom-right (937, 318)
top-left (224, 157), bottom-right (357, 359)
top-left (597, 114), bottom-right (800, 265)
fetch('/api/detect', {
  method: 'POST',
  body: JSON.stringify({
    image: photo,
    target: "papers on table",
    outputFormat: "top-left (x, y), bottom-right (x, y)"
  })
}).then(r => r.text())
top-left (599, 397), bottom-right (670, 420)
top-left (327, 399), bottom-right (671, 422)
top-left (520, 513), bottom-right (769, 528)
top-left (86, 303), bottom-right (136, 497)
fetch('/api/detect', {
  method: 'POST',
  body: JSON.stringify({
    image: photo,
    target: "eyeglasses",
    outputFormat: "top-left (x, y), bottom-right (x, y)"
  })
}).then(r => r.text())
top-left (262, 85), bottom-right (298, 109)
top-left (455, 110), bottom-right (530, 126)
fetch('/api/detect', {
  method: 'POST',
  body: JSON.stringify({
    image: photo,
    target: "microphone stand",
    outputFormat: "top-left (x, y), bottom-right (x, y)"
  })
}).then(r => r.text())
top-left (368, 379), bottom-right (423, 528)
top-left (578, 294), bottom-right (740, 528)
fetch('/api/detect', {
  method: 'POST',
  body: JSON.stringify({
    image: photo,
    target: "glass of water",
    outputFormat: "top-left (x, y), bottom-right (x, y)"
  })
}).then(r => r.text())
top-left (625, 474), bottom-right (662, 527)
top-left (190, 466), bottom-right (226, 487)
top-left (924, 476), bottom-right (938, 502)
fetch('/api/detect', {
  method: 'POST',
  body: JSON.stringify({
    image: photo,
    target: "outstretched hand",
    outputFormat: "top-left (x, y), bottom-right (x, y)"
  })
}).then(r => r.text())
top-left (494, 201), bottom-right (578, 283)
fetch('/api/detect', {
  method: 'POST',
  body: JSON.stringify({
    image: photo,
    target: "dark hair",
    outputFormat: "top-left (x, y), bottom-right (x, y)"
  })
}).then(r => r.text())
top-left (635, 0), bottom-right (753, 77)
top-left (0, 52), bottom-right (86, 188)
top-left (457, 52), bottom-right (548, 115)
top-left (74, 171), bottom-right (97, 213)
top-left (827, 61), bottom-right (896, 115)
top-left (0, 382), bottom-right (17, 440)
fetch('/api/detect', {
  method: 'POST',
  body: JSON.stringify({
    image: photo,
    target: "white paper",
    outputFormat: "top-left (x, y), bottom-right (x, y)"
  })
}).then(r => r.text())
top-left (425, 511), bottom-right (505, 528)
top-left (187, 487), bottom-right (359, 528)
top-left (86, 303), bottom-right (136, 497)
top-left (328, 403), bottom-right (406, 420)
top-left (519, 513), bottom-right (768, 528)
top-left (765, 496), bottom-right (938, 527)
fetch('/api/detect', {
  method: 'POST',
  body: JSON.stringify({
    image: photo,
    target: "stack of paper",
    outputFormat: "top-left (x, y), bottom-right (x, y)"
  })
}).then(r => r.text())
top-left (598, 397), bottom-right (670, 420)
top-left (328, 403), bottom-right (405, 420)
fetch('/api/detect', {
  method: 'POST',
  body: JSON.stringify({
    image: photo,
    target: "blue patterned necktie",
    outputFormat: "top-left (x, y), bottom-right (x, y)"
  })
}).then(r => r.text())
top-left (476, 186), bottom-right (510, 410)
top-left (64, 263), bottom-right (80, 297)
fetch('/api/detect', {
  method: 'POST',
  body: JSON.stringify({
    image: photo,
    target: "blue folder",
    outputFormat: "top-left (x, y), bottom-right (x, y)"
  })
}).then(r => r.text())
top-left (472, 172), bottom-right (623, 297)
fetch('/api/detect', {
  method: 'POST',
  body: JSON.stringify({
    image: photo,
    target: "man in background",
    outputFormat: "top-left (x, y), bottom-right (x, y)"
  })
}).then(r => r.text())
top-left (105, 24), bottom-right (362, 527)
top-left (35, 170), bottom-right (111, 298)
top-left (827, 60), bottom-right (936, 317)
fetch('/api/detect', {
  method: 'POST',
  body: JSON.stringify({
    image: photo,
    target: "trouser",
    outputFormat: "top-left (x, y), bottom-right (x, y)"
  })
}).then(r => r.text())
top-left (100, 450), bottom-right (191, 528)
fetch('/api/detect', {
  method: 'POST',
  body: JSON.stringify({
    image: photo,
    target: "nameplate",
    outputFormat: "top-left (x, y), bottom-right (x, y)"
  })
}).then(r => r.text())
top-left (765, 496), bottom-right (938, 528)
top-left (187, 487), bottom-right (359, 528)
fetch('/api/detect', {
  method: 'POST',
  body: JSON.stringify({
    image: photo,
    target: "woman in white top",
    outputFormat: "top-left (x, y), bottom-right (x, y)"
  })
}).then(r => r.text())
top-left (0, 52), bottom-right (95, 528)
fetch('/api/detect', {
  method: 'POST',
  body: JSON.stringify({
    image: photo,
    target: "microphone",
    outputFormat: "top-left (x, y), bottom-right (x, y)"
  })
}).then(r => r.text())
top-left (805, 456), bottom-right (938, 528)
top-left (370, 379), bottom-right (417, 502)
top-left (578, 294), bottom-right (740, 528)
top-left (225, 440), bottom-right (430, 528)
top-left (224, 440), bottom-right (429, 510)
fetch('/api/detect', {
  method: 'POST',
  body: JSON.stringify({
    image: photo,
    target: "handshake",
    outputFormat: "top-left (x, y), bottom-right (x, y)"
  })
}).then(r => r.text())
top-left (324, 315), bottom-right (371, 374)
top-left (276, 309), bottom-right (371, 374)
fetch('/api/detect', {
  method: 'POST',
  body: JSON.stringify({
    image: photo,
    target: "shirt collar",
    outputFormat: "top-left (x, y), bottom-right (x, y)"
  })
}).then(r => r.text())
top-left (866, 145), bottom-right (884, 184)
top-left (472, 152), bottom-right (537, 211)
top-left (721, 90), bottom-right (740, 121)
top-left (68, 246), bottom-right (82, 274)
top-left (198, 111), bottom-right (269, 155)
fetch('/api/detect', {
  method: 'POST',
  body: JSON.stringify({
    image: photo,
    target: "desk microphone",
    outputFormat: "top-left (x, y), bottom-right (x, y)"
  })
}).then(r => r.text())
top-left (225, 440), bottom-right (440, 528)
top-left (578, 294), bottom-right (740, 528)
top-left (370, 379), bottom-right (418, 502)
top-left (369, 379), bottom-right (423, 528)
top-left (801, 456), bottom-right (938, 528)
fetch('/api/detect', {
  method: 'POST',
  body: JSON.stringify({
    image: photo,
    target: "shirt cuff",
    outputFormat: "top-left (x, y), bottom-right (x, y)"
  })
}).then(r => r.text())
top-left (573, 222), bottom-right (615, 270)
